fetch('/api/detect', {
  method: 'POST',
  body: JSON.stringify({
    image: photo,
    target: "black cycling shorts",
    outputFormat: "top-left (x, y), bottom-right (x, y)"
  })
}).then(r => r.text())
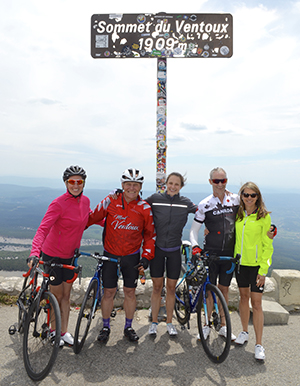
top-left (235, 265), bottom-right (264, 293)
top-left (150, 246), bottom-right (181, 280)
top-left (209, 259), bottom-right (234, 287)
top-left (102, 251), bottom-right (140, 289)
top-left (41, 252), bottom-right (75, 286)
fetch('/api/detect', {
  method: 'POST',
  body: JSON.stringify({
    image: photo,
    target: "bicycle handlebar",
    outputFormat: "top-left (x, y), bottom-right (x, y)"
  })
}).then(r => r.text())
top-left (79, 251), bottom-right (120, 264)
top-left (192, 252), bottom-right (241, 275)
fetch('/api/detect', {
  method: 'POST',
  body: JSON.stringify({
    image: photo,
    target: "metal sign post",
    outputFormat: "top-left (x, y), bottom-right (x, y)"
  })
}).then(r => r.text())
top-left (91, 12), bottom-right (233, 191)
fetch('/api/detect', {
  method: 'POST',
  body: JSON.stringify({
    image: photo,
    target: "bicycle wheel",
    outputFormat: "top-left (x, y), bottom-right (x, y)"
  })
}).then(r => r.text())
top-left (197, 283), bottom-right (231, 363)
top-left (174, 279), bottom-right (190, 325)
top-left (74, 278), bottom-right (98, 354)
top-left (23, 291), bottom-right (61, 381)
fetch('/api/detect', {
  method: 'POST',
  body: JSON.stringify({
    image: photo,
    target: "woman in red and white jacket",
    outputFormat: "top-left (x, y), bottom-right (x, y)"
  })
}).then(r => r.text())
top-left (29, 165), bottom-right (90, 347)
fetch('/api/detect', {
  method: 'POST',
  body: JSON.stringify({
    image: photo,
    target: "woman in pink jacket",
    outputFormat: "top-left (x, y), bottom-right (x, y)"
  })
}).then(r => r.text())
top-left (28, 165), bottom-right (90, 347)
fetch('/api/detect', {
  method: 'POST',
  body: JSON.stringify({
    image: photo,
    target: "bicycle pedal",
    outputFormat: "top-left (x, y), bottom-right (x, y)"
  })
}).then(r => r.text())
top-left (8, 325), bottom-right (17, 335)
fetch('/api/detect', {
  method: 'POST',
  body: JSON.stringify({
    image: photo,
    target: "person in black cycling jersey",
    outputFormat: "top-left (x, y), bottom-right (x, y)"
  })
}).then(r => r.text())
top-left (190, 167), bottom-right (239, 341)
top-left (190, 168), bottom-right (276, 342)
top-left (146, 172), bottom-right (198, 336)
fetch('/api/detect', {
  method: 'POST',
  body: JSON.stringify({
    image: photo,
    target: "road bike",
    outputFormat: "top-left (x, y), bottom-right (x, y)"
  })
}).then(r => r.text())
top-left (73, 251), bottom-right (120, 354)
top-left (175, 246), bottom-right (240, 363)
top-left (9, 257), bottom-right (81, 381)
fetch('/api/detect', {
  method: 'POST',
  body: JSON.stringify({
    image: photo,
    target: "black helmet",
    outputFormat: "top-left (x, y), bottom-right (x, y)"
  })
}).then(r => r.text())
top-left (63, 165), bottom-right (87, 182)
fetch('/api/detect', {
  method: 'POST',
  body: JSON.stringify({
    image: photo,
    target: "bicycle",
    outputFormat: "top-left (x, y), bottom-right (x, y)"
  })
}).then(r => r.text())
top-left (73, 251), bottom-right (120, 354)
top-left (8, 256), bottom-right (81, 381)
top-left (174, 246), bottom-right (240, 363)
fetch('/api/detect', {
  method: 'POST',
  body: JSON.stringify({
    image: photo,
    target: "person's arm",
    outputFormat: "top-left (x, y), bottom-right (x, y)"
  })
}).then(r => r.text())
top-left (30, 200), bottom-right (61, 257)
top-left (187, 198), bottom-right (198, 214)
top-left (86, 196), bottom-right (111, 228)
top-left (140, 207), bottom-right (156, 265)
top-left (257, 215), bottom-right (274, 277)
top-left (190, 220), bottom-right (202, 247)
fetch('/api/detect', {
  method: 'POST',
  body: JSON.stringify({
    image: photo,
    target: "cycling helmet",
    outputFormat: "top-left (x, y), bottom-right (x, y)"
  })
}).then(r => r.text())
top-left (63, 165), bottom-right (87, 181)
top-left (121, 168), bottom-right (144, 184)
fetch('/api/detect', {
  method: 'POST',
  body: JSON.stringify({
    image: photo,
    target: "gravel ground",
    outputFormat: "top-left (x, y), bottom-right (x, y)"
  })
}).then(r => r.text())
top-left (1, 304), bottom-right (299, 386)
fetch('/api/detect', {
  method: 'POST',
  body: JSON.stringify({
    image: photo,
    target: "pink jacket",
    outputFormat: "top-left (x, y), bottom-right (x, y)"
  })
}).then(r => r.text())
top-left (30, 191), bottom-right (90, 259)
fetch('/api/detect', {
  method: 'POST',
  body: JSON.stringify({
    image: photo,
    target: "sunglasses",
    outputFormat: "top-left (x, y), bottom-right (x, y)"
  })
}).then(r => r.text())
top-left (212, 178), bottom-right (227, 184)
top-left (243, 193), bottom-right (257, 198)
top-left (67, 179), bottom-right (84, 186)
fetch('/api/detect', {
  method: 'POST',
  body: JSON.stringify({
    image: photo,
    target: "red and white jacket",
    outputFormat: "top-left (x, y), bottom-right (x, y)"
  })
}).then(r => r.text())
top-left (87, 193), bottom-right (156, 260)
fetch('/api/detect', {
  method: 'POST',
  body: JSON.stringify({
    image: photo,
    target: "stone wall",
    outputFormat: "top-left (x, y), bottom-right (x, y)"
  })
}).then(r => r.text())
top-left (1, 269), bottom-right (300, 311)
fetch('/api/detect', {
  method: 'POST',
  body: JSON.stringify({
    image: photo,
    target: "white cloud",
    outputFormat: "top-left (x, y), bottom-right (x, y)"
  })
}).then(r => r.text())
top-left (0, 0), bottom-right (299, 191)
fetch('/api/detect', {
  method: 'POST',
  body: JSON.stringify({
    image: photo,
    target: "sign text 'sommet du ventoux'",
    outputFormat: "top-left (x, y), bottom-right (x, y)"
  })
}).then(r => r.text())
top-left (91, 13), bottom-right (233, 59)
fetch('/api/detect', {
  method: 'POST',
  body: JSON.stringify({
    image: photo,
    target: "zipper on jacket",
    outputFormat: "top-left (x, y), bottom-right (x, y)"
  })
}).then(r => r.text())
top-left (239, 215), bottom-right (248, 270)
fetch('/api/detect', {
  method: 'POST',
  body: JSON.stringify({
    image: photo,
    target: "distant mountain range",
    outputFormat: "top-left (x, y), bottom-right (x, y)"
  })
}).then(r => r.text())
top-left (0, 183), bottom-right (299, 272)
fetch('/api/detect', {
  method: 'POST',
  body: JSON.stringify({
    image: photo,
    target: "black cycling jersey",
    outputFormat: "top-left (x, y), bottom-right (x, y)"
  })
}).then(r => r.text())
top-left (194, 193), bottom-right (240, 257)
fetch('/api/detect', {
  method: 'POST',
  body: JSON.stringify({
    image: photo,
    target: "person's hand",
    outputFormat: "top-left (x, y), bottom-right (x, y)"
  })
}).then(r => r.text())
top-left (192, 246), bottom-right (202, 266)
top-left (204, 228), bottom-right (209, 236)
top-left (139, 257), bottom-right (149, 270)
top-left (26, 256), bottom-right (38, 268)
top-left (108, 188), bottom-right (122, 200)
top-left (256, 274), bottom-right (265, 288)
top-left (267, 224), bottom-right (277, 239)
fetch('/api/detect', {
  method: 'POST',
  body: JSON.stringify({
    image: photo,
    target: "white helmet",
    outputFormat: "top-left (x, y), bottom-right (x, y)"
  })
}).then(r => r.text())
top-left (121, 168), bottom-right (144, 184)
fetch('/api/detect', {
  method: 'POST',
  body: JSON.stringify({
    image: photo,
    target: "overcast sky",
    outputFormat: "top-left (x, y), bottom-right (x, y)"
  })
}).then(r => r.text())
top-left (0, 0), bottom-right (299, 192)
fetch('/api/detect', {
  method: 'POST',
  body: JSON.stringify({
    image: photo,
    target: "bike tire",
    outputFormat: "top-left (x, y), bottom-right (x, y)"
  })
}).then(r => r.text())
top-left (17, 276), bottom-right (29, 334)
top-left (23, 291), bottom-right (61, 381)
top-left (197, 283), bottom-right (231, 363)
top-left (74, 278), bottom-right (98, 354)
top-left (174, 279), bottom-right (190, 325)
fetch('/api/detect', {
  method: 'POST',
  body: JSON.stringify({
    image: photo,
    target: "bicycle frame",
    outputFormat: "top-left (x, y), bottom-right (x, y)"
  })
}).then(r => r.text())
top-left (175, 248), bottom-right (240, 325)
top-left (79, 252), bottom-right (120, 317)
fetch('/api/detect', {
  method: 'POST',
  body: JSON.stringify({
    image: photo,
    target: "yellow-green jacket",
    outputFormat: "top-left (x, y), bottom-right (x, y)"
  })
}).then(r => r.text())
top-left (234, 212), bottom-right (273, 276)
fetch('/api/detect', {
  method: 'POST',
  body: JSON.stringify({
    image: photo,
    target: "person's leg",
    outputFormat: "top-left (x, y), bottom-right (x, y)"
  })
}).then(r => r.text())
top-left (151, 277), bottom-right (164, 323)
top-left (251, 291), bottom-right (264, 345)
top-left (60, 281), bottom-right (73, 333)
top-left (101, 287), bottom-right (117, 319)
top-left (166, 278), bottom-right (177, 324)
top-left (218, 284), bottom-right (229, 304)
top-left (49, 283), bottom-right (63, 330)
top-left (123, 287), bottom-right (137, 320)
top-left (238, 287), bottom-right (251, 332)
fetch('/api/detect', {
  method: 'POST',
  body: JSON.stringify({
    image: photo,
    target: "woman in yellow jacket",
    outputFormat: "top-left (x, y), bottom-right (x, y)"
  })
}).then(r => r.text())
top-left (234, 182), bottom-right (274, 362)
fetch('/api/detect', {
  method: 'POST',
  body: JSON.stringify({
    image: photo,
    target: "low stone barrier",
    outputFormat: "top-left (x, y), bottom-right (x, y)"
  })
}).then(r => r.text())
top-left (1, 270), bottom-right (300, 314)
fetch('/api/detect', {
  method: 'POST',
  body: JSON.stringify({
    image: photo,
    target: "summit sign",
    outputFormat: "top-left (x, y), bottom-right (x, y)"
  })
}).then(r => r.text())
top-left (91, 13), bottom-right (233, 59)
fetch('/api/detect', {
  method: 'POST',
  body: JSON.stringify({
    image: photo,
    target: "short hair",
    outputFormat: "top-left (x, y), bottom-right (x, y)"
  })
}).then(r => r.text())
top-left (209, 167), bottom-right (227, 180)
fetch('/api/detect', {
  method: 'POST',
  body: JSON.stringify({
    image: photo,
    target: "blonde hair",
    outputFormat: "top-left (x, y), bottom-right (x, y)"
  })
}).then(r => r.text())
top-left (237, 181), bottom-right (270, 221)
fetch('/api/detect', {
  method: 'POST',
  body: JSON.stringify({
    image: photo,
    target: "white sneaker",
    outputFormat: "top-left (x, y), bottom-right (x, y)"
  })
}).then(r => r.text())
top-left (148, 323), bottom-right (158, 335)
top-left (166, 323), bottom-right (178, 336)
top-left (235, 331), bottom-right (249, 345)
top-left (50, 330), bottom-right (64, 347)
top-left (255, 344), bottom-right (265, 361)
top-left (197, 325), bottom-right (211, 340)
top-left (219, 326), bottom-right (236, 341)
top-left (62, 332), bottom-right (74, 346)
